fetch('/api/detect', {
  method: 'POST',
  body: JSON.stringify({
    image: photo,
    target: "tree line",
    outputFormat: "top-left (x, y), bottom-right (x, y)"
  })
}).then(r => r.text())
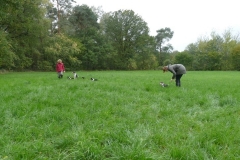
top-left (1, 0), bottom-right (240, 71)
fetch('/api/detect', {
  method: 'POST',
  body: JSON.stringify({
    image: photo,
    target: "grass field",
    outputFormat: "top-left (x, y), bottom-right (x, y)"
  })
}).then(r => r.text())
top-left (0, 71), bottom-right (240, 160)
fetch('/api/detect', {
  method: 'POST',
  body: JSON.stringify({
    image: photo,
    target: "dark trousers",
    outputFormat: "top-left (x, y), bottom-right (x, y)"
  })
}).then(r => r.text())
top-left (176, 74), bottom-right (183, 87)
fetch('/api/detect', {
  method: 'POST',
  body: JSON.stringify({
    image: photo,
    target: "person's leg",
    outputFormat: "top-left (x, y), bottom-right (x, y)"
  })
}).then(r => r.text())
top-left (60, 71), bottom-right (63, 78)
top-left (176, 74), bottom-right (183, 87)
top-left (58, 72), bottom-right (61, 78)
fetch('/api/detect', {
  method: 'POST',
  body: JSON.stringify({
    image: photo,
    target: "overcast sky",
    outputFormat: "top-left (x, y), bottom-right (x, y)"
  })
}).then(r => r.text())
top-left (75, 0), bottom-right (240, 51)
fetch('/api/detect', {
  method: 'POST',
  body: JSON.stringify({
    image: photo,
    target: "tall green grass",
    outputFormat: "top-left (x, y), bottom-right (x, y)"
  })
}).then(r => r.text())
top-left (0, 71), bottom-right (239, 159)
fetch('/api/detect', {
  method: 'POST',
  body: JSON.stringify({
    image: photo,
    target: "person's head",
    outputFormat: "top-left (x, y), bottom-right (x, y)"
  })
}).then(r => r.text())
top-left (162, 66), bottom-right (168, 73)
top-left (57, 59), bottom-right (62, 63)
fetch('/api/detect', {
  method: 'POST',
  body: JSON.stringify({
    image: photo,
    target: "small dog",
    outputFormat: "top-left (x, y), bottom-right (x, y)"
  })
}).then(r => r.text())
top-left (67, 72), bottom-right (78, 80)
top-left (91, 78), bottom-right (98, 81)
top-left (73, 72), bottom-right (78, 79)
top-left (160, 82), bottom-right (169, 87)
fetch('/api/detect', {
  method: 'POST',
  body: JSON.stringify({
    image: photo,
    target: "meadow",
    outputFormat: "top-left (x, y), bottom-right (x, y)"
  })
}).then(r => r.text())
top-left (0, 71), bottom-right (239, 160)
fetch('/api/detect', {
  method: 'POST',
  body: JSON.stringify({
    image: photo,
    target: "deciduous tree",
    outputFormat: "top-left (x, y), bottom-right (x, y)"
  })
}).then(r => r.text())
top-left (174, 52), bottom-right (193, 70)
top-left (104, 10), bottom-right (150, 69)
top-left (44, 33), bottom-right (82, 70)
top-left (155, 27), bottom-right (174, 65)
top-left (231, 44), bottom-right (240, 70)
top-left (0, 31), bottom-right (16, 69)
top-left (52, 0), bottom-right (76, 33)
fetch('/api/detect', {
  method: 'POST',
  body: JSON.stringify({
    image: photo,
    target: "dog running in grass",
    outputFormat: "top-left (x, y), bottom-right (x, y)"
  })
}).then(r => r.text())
top-left (160, 82), bottom-right (169, 87)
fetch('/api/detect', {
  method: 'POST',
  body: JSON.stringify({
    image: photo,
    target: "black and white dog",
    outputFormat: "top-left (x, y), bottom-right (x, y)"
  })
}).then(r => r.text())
top-left (160, 82), bottom-right (169, 87)
top-left (73, 72), bottom-right (78, 79)
top-left (91, 78), bottom-right (98, 81)
top-left (68, 72), bottom-right (78, 79)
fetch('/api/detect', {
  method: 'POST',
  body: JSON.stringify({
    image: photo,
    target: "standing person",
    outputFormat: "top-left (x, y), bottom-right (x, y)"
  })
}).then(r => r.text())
top-left (56, 59), bottom-right (65, 79)
top-left (163, 64), bottom-right (186, 87)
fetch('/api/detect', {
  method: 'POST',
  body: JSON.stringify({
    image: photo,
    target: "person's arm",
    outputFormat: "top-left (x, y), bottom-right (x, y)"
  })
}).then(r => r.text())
top-left (168, 66), bottom-right (176, 79)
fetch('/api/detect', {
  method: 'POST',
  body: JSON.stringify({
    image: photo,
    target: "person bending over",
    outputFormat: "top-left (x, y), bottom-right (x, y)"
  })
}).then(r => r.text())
top-left (163, 64), bottom-right (186, 87)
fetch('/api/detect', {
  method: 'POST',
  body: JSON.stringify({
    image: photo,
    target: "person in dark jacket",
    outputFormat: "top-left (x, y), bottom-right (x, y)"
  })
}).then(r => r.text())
top-left (56, 59), bottom-right (65, 78)
top-left (163, 64), bottom-right (186, 87)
